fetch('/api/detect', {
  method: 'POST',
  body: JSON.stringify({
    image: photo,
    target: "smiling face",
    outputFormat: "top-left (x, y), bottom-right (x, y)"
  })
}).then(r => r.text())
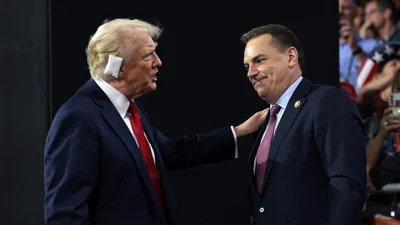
top-left (243, 34), bottom-right (298, 104)
top-left (117, 33), bottom-right (162, 99)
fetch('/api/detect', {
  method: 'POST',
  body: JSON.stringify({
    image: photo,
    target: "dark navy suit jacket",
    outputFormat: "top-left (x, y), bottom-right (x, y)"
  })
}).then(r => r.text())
top-left (248, 78), bottom-right (367, 225)
top-left (44, 79), bottom-right (236, 225)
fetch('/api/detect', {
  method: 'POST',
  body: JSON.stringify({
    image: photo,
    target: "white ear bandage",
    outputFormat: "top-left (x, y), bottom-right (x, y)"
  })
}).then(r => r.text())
top-left (104, 55), bottom-right (123, 78)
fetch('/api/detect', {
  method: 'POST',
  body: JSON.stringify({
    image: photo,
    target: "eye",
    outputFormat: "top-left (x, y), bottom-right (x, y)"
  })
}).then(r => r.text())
top-left (143, 53), bottom-right (153, 61)
top-left (142, 50), bottom-right (156, 61)
top-left (256, 58), bottom-right (265, 64)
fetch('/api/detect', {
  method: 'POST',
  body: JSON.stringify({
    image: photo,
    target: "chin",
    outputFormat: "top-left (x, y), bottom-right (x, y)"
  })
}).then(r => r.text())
top-left (255, 89), bottom-right (266, 98)
top-left (257, 91), bottom-right (270, 102)
top-left (150, 82), bottom-right (157, 91)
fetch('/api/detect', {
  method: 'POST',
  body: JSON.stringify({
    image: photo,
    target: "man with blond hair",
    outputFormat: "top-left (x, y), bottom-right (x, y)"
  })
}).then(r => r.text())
top-left (43, 18), bottom-right (267, 225)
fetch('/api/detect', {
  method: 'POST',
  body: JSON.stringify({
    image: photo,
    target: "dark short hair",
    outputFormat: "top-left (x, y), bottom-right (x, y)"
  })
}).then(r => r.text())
top-left (367, 0), bottom-right (397, 23)
top-left (240, 24), bottom-right (305, 72)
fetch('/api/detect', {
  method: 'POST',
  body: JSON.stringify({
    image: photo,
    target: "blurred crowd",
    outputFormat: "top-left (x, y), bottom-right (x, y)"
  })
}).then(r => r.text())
top-left (339, 0), bottom-right (400, 224)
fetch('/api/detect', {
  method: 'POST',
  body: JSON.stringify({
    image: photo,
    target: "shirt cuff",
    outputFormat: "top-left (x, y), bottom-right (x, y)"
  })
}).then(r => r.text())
top-left (230, 126), bottom-right (238, 158)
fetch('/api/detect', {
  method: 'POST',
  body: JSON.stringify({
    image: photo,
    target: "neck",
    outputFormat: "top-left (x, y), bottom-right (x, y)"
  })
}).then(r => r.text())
top-left (106, 78), bottom-right (142, 100)
top-left (265, 70), bottom-right (301, 104)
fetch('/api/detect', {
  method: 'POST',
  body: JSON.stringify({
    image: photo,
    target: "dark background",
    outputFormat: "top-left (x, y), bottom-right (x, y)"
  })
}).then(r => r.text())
top-left (1, 0), bottom-right (338, 224)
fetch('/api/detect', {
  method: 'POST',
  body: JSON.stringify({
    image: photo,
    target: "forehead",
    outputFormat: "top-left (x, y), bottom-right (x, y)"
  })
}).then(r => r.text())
top-left (366, 1), bottom-right (378, 9)
top-left (134, 34), bottom-right (157, 52)
top-left (244, 34), bottom-right (274, 62)
top-left (339, 0), bottom-right (353, 7)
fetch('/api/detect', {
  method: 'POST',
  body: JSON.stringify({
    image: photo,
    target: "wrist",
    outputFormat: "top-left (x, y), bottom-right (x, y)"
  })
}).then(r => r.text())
top-left (233, 126), bottom-right (244, 137)
top-left (377, 130), bottom-right (387, 141)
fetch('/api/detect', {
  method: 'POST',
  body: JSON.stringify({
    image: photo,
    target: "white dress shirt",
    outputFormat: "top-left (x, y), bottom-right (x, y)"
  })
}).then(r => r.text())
top-left (94, 78), bottom-right (158, 163)
top-left (254, 76), bottom-right (303, 173)
top-left (94, 78), bottom-right (238, 164)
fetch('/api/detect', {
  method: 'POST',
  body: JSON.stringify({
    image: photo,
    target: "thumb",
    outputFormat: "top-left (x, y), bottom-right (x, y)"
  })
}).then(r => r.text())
top-left (260, 108), bottom-right (269, 120)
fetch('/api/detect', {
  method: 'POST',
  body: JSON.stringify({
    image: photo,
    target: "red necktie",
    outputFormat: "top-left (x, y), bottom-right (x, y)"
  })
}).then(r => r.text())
top-left (255, 105), bottom-right (281, 194)
top-left (128, 100), bottom-right (163, 208)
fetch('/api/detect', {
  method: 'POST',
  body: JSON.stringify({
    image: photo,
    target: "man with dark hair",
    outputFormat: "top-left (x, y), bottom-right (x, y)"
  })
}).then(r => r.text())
top-left (241, 24), bottom-right (367, 225)
top-left (365, 0), bottom-right (400, 41)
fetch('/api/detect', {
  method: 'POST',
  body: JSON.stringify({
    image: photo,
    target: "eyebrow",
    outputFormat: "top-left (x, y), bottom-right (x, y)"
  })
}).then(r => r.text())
top-left (143, 44), bottom-right (158, 56)
top-left (252, 54), bottom-right (265, 61)
top-left (244, 54), bottom-right (266, 65)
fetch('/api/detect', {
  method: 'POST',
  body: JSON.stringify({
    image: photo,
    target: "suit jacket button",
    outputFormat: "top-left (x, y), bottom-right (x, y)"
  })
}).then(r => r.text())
top-left (259, 207), bottom-right (265, 213)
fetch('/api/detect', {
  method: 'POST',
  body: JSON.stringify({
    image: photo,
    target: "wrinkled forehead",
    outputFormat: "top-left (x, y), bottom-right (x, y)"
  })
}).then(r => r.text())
top-left (133, 34), bottom-right (158, 51)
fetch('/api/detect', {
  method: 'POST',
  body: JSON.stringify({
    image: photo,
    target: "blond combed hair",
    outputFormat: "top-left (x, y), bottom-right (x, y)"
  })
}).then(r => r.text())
top-left (86, 18), bottom-right (162, 80)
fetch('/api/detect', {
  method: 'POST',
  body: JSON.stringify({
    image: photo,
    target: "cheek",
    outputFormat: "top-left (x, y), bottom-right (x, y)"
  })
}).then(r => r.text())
top-left (131, 65), bottom-right (152, 81)
top-left (262, 65), bottom-right (274, 76)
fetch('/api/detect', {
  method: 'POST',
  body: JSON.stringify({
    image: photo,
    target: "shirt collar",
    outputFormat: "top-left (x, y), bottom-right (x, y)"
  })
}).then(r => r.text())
top-left (270, 76), bottom-right (303, 110)
top-left (93, 78), bottom-right (131, 117)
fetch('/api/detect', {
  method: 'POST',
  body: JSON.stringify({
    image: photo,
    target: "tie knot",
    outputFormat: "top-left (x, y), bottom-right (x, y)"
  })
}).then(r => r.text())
top-left (270, 105), bottom-right (281, 116)
top-left (128, 100), bottom-right (138, 115)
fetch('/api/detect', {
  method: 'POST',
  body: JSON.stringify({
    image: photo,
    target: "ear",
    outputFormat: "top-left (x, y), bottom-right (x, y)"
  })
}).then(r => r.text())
top-left (287, 47), bottom-right (298, 68)
top-left (383, 8), bottom-right (392, 20)
top-left (118, 63), bottom-right (126, 79)
top-left (117, 70), bottom-right (124, 79)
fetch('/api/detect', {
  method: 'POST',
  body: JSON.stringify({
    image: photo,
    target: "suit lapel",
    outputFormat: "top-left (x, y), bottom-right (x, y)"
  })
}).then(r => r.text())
top-left (86, 80), bottom-right (161, 208)
top-left (260, 97), bottom-right (307, 191)
top-left (138, 105), bottom-right (177, 214)
top-left (101, 103), bottom-right (161, 205)
top-left (260, 78), bottom-right (312, 194)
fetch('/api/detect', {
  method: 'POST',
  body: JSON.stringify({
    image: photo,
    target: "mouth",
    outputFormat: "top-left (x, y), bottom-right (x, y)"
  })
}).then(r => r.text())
top-left (151, 76), bottom-right (157, 82)
top-left (253, 77), bottom-right (265, 86)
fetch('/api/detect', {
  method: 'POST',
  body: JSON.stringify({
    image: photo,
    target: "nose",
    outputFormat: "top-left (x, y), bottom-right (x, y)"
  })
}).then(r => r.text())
top-left (247, 64), bottom-right (258, 78)
top-left (153, 52), bottom-right (162, 67)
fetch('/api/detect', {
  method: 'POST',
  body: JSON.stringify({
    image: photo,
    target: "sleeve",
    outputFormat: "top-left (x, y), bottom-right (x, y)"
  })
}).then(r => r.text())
top-left (154, 126), bottom-right (236, 170)
top-left (314, 87), bottom-right (367, 225)
top-left (230, 125), bottom-right (239, 158)
top-left (134, 101), bottom-right (237, 170)
top-left (44, 110), bottom-right (99, 225)
top-left (370, 152), bottom-right (400, 190)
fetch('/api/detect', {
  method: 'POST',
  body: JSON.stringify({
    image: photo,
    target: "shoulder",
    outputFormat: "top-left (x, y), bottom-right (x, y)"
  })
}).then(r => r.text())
top-left (358, 39), bottom-right (381, 53)
top-left (306, 84), bottom-right (359, 117)
top-left (51, 94), bottom-right (99, 129)
top-left (309, 84), bottom-right (351, 103)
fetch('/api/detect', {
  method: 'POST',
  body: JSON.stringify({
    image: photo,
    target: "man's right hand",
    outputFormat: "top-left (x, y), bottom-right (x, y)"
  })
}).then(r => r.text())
top-left (339, 19), bottom-right (358, 50)
top-left (379, 107), bottom-right (400, 138)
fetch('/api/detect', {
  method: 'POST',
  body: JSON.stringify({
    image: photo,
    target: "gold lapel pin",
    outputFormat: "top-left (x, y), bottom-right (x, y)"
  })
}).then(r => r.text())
top-left (294, 101), bottom-right (301, 108)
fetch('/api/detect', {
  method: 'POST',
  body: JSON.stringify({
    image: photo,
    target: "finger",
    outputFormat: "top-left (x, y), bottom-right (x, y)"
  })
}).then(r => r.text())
top-left (384, 107), bottom-right (394, 116)
top-left (339, 19), bottom-right (350, 26)
top-left (364, 20), bottom-right (372, 26)
top-left (386, 124), bottom-right (400, 131)
top-left (387, 119), bottom-right (400, 124)
top-left (384, 114), bottom-right (396, 120)
top-left (340, 31), bottom-right (350, 37)
top-left (340, 24), bottom-right (351, 30)
top-left (340, 30), bottom-right (352, 38)
top-left (260, 108), bottom-right (269, 119)
top-left (340, 26), bottom-right (352, 34)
